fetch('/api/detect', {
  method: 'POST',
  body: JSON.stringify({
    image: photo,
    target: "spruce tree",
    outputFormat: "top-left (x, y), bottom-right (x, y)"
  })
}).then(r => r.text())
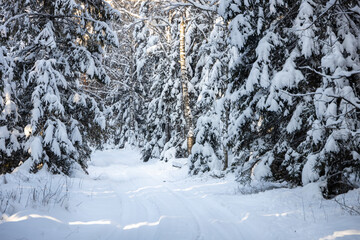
top-left (219, 0), bottom-right (360, 196)
top-left (0, 0), bottom-right (119, 175)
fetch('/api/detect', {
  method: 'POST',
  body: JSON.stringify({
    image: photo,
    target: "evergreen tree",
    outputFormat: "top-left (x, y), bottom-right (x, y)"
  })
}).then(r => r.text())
top-left (0, 45), bottom-right (23, 173)
top-left (299, 0), bottom-right (360, 197)
top-left (189, 16), bottom-right (231, 174)
top-left (219, 0), bottom-right (360, 196)
top-left (0, 0), bottom-right (119, 175)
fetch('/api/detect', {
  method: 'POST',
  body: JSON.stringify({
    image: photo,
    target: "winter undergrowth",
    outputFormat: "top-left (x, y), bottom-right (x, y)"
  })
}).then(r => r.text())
top-left (0, 169), bottom-right (72, 217)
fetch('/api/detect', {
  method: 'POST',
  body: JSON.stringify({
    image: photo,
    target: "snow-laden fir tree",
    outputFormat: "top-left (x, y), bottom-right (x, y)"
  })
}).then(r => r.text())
top-left (0, 0), bottom-right (119, 175)
top-left (219, 0), bottom-right (301, 185)
top-left (189, 16), bottom-right (231, 174)
top-left (0, 45), bottom-right (23, 173)
top-left (298, 0), bottom-right (360, 197)
top-left (219, 0), bottom-right (360, 196)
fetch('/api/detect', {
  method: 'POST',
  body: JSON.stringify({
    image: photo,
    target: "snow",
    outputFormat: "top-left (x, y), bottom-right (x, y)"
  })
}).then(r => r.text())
top-left (309, 120), bottom-right (323, 145)
top-left (44, 123), bottom-right (54, 144)
top-left (273, 50), bottom-right (304, 90)
top-left (71, 126), bottom-right (82, 145)
top-left (9, 130), bottom-right (20, 152)
top-left (286, 103), bottom-right (304, 133)
top-left (260, 64), bottom-right (270, 88)
top-left (302, 154), bottom-right (320, 185)
top-left (1, 147), bottom-right (360, 240)
top-left (321, 38), bottom-right (346, 72)
top-left (325, 135), bottom-right (340, 153)
top-left (0, 126), bottom-right (10, 139)
top-left (2, 95), bottom-right (17, 116)
top-left (295, 0), bottom-right (315, 58)
top-left (34, 22), bottom-right (56, 49)
top-left (160, 146), bottom-right (176, 162)
top-left (24, 124), bottom-right (32, 138)
top-left (86, 58), bottom-right (95, 78)
top-left (229, 14), bottom-right (254, 50)
top-left (251, 157), bottom-right (272, 182)
top-left (343, 33), bottom-right (357, 57)
top-left (29, 136), bottom-right (43, 162)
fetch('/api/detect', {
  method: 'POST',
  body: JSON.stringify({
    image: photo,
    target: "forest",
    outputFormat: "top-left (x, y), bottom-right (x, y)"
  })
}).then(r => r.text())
top-left (0, 0), bottom-right (359, 239)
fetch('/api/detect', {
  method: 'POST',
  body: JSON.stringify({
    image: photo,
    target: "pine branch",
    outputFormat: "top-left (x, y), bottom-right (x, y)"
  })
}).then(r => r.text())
top-left (280, 90), bottom-right (360, 110)
top-left (298, 0), bottom-right (339, 31)
top-left (298, 66), bottom-right (360, 80)
top-left (164, 0), bottom-right (216, 12)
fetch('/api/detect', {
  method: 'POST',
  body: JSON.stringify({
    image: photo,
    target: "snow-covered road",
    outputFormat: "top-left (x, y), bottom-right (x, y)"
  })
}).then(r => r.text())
top-left (1, 148), bottom-right (360, 240)
top-left (83, 148), bottom-right (252, 240)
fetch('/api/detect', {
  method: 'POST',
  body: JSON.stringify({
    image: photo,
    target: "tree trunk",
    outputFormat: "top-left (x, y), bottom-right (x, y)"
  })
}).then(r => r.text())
top-left (81, 73), bottom-right (87, 89)
top-left (223, 103), bottom-right (229, 170)
top-left (166, 11), bottom-right (173, 48)
top-left (179, 13), bottom-right (194, 155)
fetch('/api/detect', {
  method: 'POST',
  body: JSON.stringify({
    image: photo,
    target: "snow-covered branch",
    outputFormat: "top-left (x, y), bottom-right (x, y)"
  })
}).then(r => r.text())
top-left (164, 0), bottom-right (217, 12)
top-left (280, 90), bottom-right (360, 110)
top-left (299, 66), bottom-right (360, 80)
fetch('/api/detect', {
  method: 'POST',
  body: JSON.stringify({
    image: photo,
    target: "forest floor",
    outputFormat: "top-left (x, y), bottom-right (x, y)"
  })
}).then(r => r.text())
top-left (1, 147), bottom-right (360, 240)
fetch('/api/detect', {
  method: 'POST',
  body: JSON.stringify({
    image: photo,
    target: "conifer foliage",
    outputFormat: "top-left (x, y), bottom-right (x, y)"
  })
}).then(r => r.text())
top-left (0, 0), bottom-right (119, 175)
top-left (218, 0), bottom-right (360, 197)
